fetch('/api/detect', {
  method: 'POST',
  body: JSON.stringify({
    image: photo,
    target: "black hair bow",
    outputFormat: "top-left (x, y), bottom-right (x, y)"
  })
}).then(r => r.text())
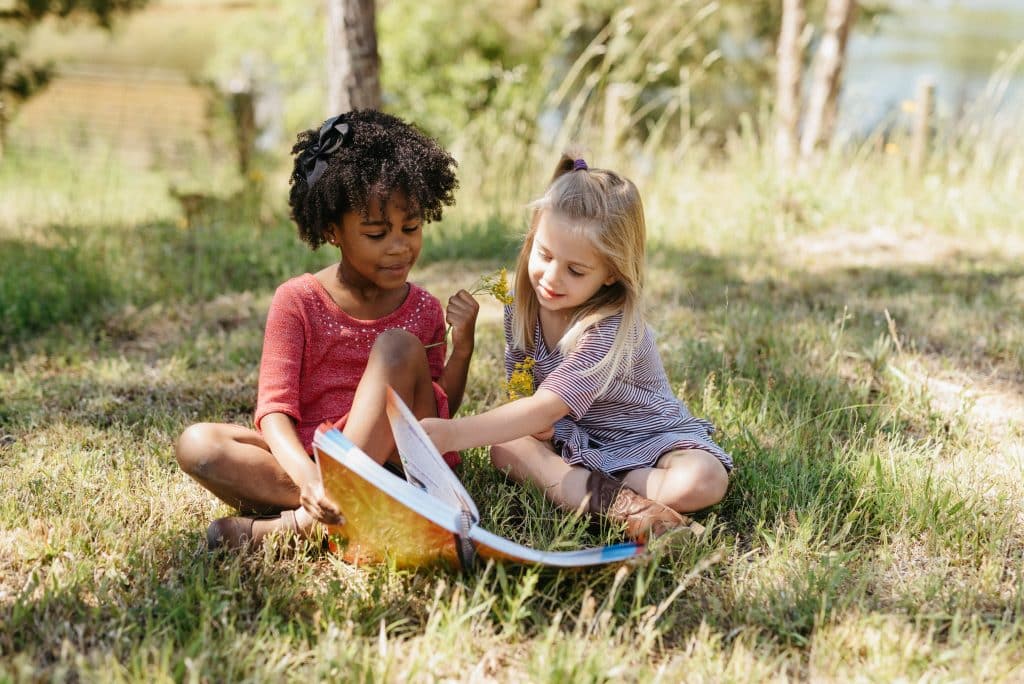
top-left (302, 114), bottom-right (353, 188)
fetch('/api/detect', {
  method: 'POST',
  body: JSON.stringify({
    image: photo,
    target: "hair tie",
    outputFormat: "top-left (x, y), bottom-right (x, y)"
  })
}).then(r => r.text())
top-left (301, 114), bottom-right (353, 188)
top-left (572, 158), bottom-right (588, 171)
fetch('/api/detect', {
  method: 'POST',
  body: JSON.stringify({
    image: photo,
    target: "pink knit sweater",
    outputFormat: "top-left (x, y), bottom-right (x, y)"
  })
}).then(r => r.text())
top-left (255, 274), bottom-right (454, 463)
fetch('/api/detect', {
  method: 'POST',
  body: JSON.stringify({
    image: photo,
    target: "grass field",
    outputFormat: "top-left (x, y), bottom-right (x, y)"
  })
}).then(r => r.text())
top-left (1, 123), bottom-right (1022, 680)
top-left (2, 0), bottom-right (1023, 675)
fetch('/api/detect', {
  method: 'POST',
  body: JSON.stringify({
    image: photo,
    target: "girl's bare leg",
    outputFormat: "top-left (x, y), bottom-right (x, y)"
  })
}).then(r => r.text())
top-left (175, 423), bottom-right (300, 514)
top-left (491, 438), bottom-right (697, 541)
top-left (490, 437), bottom-right (591, 510)
top-left (620, 449), bottom-right (728, 513)
top-left (343, 328), bottom-right (440, 465)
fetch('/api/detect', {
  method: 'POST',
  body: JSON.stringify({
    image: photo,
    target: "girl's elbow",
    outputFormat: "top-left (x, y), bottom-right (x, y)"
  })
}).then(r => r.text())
top-left (528, 392), bottom-right (569, 425)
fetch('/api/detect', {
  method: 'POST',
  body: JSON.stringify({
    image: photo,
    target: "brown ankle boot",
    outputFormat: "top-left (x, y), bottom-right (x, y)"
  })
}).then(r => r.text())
top-left (584, 470), bottom-right (695, 543)
top-left (207, 510), bottom-right (300, 550)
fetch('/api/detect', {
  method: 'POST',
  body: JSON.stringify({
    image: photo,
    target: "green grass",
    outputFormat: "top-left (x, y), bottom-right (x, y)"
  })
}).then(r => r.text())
top-left (2, 116), bottom-right (1024, 682)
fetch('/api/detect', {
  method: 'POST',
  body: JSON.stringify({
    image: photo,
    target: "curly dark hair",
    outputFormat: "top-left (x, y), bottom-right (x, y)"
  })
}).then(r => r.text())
top-left (288, 109), bottom-right (459, 249)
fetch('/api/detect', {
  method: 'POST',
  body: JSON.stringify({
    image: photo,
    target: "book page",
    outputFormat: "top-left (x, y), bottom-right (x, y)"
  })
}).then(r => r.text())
top-left (385, 387), bottom-right (480, 521)
top-left (315, 427), bottom-right (640, 571)
top-left (469, 526), bottom-right (645, 567)
top-left (314, 428), bottom-right (465, 568)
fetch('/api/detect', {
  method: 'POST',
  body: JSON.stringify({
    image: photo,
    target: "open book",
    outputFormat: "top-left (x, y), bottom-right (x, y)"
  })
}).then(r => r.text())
top-left (311, 387), bottom-right (646, 570)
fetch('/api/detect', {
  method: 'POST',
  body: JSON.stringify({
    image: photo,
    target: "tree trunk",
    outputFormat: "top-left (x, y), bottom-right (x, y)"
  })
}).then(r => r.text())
top-left (0, 94), bottom-right (6, 161)
top-left (800, 0), bottom-right (857, 157)
top-left (774, 0), bottom-right (805, 171)
top-left (325, 0), bottom-right (381, 115)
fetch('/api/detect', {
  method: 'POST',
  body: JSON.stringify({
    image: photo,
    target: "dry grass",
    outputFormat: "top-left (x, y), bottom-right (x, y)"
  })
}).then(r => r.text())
top-left (2, 128), bottom-right (1023, 680)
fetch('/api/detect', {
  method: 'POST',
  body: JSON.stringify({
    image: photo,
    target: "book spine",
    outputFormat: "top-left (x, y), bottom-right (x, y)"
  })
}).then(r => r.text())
top-left (454, 510), bottom-right (477, 573)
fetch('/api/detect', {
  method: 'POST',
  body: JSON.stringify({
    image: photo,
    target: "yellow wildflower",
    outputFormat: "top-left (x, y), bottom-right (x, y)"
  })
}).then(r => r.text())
top-left (425, 268), bottom-right (514, 350)
top-left (503, 356), bottom-right (536, 401)
top-left (473, 268), bottom-right (513, 305)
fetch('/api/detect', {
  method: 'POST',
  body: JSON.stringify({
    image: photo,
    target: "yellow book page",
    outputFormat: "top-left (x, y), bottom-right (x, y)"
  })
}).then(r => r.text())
top-left (318, 442), bottom-right (460, 568)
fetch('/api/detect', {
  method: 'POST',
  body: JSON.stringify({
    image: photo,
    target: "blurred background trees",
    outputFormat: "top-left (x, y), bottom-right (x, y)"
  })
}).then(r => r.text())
top-left (5, 0), bottom-right (1023, 212)
top-left (0, 0), bottom-right (148, 156)
top-left (201, 0), bottom-right (882, 154)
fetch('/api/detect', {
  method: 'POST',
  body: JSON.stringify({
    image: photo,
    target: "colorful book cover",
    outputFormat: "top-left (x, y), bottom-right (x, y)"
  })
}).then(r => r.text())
top-left (311, 388), bottom-right (645, 570)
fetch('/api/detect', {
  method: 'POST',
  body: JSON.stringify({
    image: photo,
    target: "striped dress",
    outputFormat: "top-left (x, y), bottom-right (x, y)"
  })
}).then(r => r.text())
top-left (504, 307), bottom-right (733, 474)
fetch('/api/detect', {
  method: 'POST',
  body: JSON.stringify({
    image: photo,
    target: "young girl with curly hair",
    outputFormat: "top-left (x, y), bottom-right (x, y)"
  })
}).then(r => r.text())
top-left (176, 110), bottom-right (478, 549)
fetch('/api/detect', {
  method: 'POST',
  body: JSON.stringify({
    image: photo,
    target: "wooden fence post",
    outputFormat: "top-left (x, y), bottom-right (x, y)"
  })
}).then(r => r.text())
top-left (909, 78), bottom-right (934, 175)
top-left (229, 89), bottom-right (256, 175)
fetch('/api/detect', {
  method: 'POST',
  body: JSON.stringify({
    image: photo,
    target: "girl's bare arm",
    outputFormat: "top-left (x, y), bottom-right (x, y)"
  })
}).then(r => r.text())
top-left (421, 389), bottom-right (568, 453)
top-left (260, 412), bottom-right (341, 524)
top-left (437, 289), bottom-right (478, 413)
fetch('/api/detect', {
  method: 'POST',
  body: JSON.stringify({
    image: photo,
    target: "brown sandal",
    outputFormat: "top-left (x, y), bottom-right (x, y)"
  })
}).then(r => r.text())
top-left (584, 470), bottom-right (699, 543)
top-left (206, 510), bottom-right (300, 551)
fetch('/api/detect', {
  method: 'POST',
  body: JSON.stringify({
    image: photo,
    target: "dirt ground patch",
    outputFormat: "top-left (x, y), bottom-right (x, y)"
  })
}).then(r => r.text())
top-left (784, 223), bottom-right (1024, 273)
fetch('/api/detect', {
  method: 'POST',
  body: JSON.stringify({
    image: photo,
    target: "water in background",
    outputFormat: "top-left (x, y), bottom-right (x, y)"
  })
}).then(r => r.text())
top-left (839, 0), bottom-right (1024, 138)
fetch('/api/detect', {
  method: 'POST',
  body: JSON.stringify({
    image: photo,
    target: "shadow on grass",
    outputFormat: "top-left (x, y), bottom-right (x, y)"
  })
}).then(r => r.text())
top-left (0, 515), bottom-right (705, 677)
top-left (0, 237), bottom-right (116, 344)
top-left (1, 215), bottom-right (522, 355)
top-left (649, 239), bottom-right (1024, 371)
top-left (0, 368), bottom-right (257, 439)
top-left (0, 526), bottom-right (327, 675)
top-left (4, 236), bottom-right (1020, 664)
top-left (643, 240), bottom-right (1021, 645)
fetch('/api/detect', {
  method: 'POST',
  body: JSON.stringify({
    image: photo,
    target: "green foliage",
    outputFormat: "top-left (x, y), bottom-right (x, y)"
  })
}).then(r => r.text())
top-left (201, 1), bottom-right (323, 136)
top-left (203, 0), bottom-right (890, 154)
top-left (2, 2), bottom-right (1023, 679)
top-left (1, 0), bottom-right (148, 27)
top-left (378, 0), bottom-right (547, 143)
top-left (420, 215), bottom-right (521, 264)
top-left (0, 0), bottom-right (149, 107)
top-left (0, 236), bottom-right (115, 342)
top-left (378, 0), bottom-right (893, 150)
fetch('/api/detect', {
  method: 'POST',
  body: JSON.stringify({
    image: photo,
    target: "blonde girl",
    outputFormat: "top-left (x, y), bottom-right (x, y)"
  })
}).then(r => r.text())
top-left (422, 154), bottom-right (731, 541)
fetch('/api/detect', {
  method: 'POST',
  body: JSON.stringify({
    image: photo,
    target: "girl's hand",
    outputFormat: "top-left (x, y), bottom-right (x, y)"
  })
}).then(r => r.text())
top-left (531, 426), bottom-right (555, 442)
top-left (446, 289), bottom-right (479, 355)
top-left (299, 480), bottom-right (345, 526)
top-left (420, 417), bottom-right (453, 454)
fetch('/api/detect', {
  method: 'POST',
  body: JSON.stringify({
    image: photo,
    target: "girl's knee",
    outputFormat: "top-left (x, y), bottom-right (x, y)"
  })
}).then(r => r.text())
top-left (374, 328), bottom-right (421, 352)
top-left (690, 466), bottom-right (729, 507)
top-left (370, 328), bottom-right (426, 370)
top-left (665, 453), bottom-right (729, 511)
top-left (175, 423), bottom-right (222, 476)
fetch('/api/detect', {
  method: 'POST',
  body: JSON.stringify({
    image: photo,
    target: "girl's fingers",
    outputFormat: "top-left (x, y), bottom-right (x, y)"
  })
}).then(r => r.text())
top-left (448, 290), bottom-right (478, 310)
top-left (301, 483), bottom-right (331, 521)
top-left (448, 300), bottom-right (473, 315)
top-left (316, 507), bottom-right (339, 525)
top-left (447, 300), bottom-right (479, 323)
top-left (321, 509), bottom-right (345, 526)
